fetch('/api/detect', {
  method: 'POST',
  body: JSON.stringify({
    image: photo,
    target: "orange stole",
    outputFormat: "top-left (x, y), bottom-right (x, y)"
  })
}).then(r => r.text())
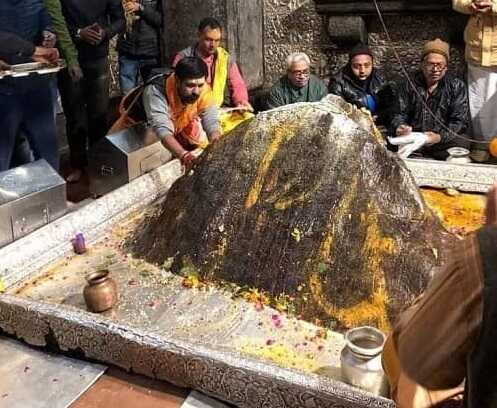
top-left (165, 74), bottom-right (214, 148)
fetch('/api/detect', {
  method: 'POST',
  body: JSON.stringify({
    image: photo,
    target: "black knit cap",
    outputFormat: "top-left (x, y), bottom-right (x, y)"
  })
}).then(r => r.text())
top-left (349, 43), bottom-right (374, 61)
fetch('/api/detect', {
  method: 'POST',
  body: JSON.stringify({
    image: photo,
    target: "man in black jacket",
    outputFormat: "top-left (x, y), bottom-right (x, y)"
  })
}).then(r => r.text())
top-left (117, 0), bottom-right (162, 94)
top-left (329, 44), bottom-right (393, 124)
top-left (58, 0), bottom-right (125, 182)
top-left (390, 39), bottom-right (470, 160)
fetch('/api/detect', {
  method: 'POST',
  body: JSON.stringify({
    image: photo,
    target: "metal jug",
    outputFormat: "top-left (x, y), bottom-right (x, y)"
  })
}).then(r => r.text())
top-left (340, 326), bottom-right (388, 397)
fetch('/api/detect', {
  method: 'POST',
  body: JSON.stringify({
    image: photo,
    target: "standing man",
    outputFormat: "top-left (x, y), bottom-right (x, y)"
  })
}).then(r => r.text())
top-left (58, 0), bottom-right (125, 182)
top-left (143, 57), bottom-right (221, 167)
top-left (390, 39), bottom-right (470, 160)
top-left (0, 0), bottom-right (60, 172)
top-left (265, 52), bottom-right (327, 109)
top-left (117, 0), bottom-right (163, 94)
top-left (173, 17), bottom-right (253, 134)
top-left (453, 0), bottom-right (497, 162)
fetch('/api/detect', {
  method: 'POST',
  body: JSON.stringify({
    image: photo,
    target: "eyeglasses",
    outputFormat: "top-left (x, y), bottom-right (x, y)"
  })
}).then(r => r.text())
top-left (424, 62), bottom-right (447, 72)
top-left (289, 69), bottom-right (310, 77)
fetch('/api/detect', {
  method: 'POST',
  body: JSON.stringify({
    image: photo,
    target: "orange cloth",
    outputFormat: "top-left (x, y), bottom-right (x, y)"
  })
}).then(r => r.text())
top-left (165, 73), bottom-right (215, 148)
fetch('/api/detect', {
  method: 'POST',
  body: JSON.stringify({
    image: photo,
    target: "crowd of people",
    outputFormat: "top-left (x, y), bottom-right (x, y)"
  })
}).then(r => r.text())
top-left (2, 0), bottom-right (497, 177)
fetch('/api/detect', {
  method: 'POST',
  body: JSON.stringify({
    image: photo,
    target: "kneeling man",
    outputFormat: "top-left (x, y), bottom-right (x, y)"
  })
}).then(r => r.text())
top-left (266, 52), bottom-right (327, 109)
top-left (143, 57), bottom-right (221, 167)
top-left (390, 39), bottom-right (470, 160)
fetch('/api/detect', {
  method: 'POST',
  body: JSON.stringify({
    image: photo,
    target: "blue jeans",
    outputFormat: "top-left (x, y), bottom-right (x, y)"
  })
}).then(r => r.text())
top-left (119, 54), bottom-right (158, 94)
top-left (0, 83), bottom-right (58, 172)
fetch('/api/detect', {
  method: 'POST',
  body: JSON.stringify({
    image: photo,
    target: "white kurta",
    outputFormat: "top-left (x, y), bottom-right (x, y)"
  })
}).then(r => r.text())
top-left (468, 63), bottom-right (497, 143)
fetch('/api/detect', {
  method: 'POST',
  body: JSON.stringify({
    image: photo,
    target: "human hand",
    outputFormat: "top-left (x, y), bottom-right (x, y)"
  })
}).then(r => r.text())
top-left (124, 1), bottom-right (141, 13)
top-left (396, 124), bottom-right (412, 136)
top-left (68, 63), bottom-right (83, 82)
top-left (180, 151), bottom-right (196, 169)
top-left (209, 131), bottom-right (221, 143)
top-left (424, 131), bottom-right (441, 145)
top-left (32, 47), bottom-right (60, 64)
top-left (236, 101), bottom-right (254, 112)
top-left (471, 0), bottom-right (492, 13)
top-left (79, 24), bottom-right (105, 45)
top-left (485, 182), bottom-right (497, 226)
top-left (42, 30), bottom-right (57, 48)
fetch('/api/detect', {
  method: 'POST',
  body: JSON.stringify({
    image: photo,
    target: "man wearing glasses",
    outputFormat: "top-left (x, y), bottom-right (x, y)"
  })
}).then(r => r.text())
top-left (265, 52), bottom-right (327, 109)
top-left (390, 39), bottom-right (470, 160)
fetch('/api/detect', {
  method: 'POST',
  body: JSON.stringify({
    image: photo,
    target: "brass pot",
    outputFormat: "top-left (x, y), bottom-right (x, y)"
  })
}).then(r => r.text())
top-left (83, 269), bottom-right (118, 312)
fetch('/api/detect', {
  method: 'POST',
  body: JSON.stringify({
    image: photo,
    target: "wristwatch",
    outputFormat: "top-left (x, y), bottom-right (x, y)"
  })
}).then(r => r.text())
top-left (75, 28), bottom-right (81, 39)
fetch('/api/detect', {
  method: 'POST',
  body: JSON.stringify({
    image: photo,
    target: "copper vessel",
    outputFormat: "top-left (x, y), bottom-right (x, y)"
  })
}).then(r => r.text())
top-left (83, 269), bottom-right (118, 312)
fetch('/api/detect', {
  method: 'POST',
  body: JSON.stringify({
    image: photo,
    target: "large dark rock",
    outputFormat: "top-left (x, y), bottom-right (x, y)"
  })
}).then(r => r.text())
top-left (129, 96), bottom-right (451, 331)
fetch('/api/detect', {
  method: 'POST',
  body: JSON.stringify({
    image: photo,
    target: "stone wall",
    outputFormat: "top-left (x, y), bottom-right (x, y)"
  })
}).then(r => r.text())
top-left (262, 0), bottom-right (468, 87)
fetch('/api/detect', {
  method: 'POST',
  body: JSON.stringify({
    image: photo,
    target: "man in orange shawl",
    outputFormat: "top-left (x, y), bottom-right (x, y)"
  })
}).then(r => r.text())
top-left (143, 57), bottom-right (221, 167)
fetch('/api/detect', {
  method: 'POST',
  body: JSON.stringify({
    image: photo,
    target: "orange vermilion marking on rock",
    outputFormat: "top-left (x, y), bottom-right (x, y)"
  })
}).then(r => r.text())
top-left (245, 124), bottom-right (298, 209)
top-left (309, 190), bottom-right (397, 332)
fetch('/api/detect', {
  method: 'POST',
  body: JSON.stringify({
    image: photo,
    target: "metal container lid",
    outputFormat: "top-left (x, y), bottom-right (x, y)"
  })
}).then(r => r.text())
top-left (0, 160), bottom-right (65, 205)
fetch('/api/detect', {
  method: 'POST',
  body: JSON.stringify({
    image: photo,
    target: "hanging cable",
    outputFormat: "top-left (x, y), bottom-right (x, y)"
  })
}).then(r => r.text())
top-left (371, 0), bottom-right (488, 145)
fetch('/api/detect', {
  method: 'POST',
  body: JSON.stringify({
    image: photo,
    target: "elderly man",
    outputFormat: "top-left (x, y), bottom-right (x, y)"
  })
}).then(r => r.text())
top-left (266, 52), bottom-right (327, 109)
top-left (390, 39), bottom-right (470, 160)
top-left (454, 0), bottom-right (497, 162)
top-left (329, 44), bottom-right (392, 123)
top-left (0, 0), bottom-right (60, 172)
top-left (143, 57), bottom-right (221, 167)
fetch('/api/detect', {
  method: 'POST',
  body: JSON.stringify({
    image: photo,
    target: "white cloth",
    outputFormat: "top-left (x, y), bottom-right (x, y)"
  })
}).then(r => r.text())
top-left (389, 132), bottom-right (428, 159)
top-left (468, 63), bottom-right (497, 143)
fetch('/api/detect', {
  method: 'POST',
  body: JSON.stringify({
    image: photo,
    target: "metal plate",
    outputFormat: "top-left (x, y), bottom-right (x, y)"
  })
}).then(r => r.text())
top-left (0, 60), bottom-right (65, 79)
top-left (0, 336), bottom-right (106, 408)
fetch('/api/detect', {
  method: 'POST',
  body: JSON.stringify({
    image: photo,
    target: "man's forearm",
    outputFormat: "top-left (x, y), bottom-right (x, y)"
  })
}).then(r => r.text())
top-left (229, 63), bottom-right (249, 105)
top-left (162, 135), bottom-right (187, 159)
top-left (43, 0), bottom-right (79, 66)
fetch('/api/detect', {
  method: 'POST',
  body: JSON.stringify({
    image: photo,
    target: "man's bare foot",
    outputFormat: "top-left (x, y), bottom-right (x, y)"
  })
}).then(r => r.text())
top-left (66, 169), bottom-right (83, 183)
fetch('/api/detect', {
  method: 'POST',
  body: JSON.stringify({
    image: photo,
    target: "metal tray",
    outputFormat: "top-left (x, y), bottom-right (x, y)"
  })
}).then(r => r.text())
top-left (0, 60), bottom-right (66, 79)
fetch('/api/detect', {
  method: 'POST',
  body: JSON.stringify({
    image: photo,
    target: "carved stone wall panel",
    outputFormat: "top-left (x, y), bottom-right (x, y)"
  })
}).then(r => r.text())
top-left (262, 0), bottom-right (468, 85)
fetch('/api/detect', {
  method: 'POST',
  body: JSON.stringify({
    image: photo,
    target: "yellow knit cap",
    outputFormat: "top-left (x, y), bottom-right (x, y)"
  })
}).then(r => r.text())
top-left (422, 38), bottom-right (450, 62)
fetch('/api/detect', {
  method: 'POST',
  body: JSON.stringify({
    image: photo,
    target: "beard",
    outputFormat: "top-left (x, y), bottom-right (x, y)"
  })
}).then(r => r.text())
top-left (181, 93), bottom-right (200, 104)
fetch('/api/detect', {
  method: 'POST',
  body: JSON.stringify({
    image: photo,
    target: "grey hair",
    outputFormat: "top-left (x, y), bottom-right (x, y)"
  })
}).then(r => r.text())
top-left (286, 52), bottom-right (311, 69)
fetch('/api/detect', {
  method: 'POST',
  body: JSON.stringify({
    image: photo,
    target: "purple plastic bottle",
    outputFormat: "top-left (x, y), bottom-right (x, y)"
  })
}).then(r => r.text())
top-left (72, 231), bottom-right (86, 254)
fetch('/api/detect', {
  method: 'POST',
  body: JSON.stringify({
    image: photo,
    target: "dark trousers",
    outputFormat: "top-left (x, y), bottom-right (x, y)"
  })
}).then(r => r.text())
top-left (58, 57), bottom-right (110, 169)
top-left (0, 84), bottom-right (58, 172)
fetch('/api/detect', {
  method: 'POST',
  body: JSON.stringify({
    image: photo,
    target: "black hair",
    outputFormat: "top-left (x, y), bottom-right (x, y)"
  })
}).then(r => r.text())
top-left (174, 57), bottom-right (208, 81)
top-left (198, 17), bottom-right (222, 32)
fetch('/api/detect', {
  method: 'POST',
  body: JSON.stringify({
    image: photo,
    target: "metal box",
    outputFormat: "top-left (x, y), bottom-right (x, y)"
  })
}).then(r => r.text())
top-left (88, 123), bottom-right (172, 196)
top-left (0, 160), bottom-right (67, 248)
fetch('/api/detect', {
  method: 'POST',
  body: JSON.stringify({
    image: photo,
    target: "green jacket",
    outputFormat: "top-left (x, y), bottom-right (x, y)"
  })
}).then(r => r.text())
top-left (266, 74), bottom-right (328, 109)
top-left (43, 0), bottom-right (78, 66)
